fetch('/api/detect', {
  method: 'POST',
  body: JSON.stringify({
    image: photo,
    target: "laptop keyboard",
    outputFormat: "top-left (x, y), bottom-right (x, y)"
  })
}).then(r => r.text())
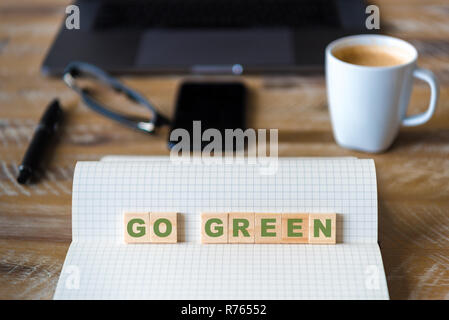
top-left (93, 0), bottom-right (341, 30)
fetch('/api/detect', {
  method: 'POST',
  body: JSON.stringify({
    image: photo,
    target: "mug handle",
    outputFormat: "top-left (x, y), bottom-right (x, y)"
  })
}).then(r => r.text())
top-left (402, 67), bottom-right (439, 127)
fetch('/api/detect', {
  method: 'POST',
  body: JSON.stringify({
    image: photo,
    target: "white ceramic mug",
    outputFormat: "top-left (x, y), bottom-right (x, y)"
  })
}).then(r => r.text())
top-left (326, 34), bottom-right (439, 153)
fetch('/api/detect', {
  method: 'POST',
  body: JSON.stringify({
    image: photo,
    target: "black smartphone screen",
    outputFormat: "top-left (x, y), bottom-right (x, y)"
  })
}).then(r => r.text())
top-left (168, 82), bottom-right (246, 151)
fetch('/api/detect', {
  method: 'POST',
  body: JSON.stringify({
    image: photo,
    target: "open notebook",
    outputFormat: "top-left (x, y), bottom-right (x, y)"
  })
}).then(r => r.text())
top-left (54, 157), bottom-right (389, 299)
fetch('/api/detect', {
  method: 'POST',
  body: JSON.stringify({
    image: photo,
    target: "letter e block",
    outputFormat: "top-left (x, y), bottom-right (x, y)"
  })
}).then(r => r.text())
top-left (124, 212), bottom-right (151, 244)
top-left (255, 213), bottom-right (281, 243)
top-left (201, 213), bottom-right (228, 243)
top-left (228, 212), bottom-right (255, 243)
top-left (281, 213), bottom-right (309, 244)
top-left (150, 212), bottom-right (178, 243)
top-left (308, 213), bottom-right (336, 244)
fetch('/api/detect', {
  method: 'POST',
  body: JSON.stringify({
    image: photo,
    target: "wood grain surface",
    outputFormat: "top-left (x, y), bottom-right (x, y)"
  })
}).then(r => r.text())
top-left (1, 0), bottom-right (449, 299)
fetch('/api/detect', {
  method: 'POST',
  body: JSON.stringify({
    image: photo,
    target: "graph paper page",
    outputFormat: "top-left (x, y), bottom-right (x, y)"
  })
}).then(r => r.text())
top-left (54, 158), bottom-right (389, 299)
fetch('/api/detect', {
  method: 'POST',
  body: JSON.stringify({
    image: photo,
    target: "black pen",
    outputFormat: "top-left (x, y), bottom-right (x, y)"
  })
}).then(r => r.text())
top-left (17, 99), bottom-right (64, 184)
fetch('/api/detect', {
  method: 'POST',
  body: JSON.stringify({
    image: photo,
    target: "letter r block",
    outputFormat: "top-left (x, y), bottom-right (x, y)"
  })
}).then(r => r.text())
top-left (201, 213), bottom-right (228, 243)
top-left (228, 212), bottom-right (255, 243)
top-left (308, 213), bottom-right (336, 244)
top-left (149, 212), bottom-right (178, 243)
top-left (124, 212), bottom-right (151, 244)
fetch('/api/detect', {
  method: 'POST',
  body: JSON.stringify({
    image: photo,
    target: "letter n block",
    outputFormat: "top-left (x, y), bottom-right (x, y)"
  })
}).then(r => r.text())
top-left (281, 213), bottom-right (309, 244)
top-left (255, 213), bottom-right (281, 243)
top-left (149, 212), bottom-right (178, 243)
top-left (201, 213), bottom-right (228, 243)
top-left (228, 212), bottom-right (255, 243)
top-left (308, 213), bottom-right (336, 244)
top-left (124, 212), bottom-right (151, 244)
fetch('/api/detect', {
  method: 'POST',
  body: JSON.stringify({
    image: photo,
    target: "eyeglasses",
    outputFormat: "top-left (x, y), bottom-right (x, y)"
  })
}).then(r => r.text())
top-left (63, 61), bottom-right (170, 134)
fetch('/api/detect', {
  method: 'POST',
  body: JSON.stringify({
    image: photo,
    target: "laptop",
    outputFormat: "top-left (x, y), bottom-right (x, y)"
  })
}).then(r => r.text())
top-left (42, 0), bottom-right (368, 75)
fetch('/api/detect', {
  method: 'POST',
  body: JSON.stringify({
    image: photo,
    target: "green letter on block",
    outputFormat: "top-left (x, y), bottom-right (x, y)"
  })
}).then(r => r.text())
top-left (127, 218), bottom-right (146, 238)
top-left (233, 219), bottom-right (250, 237)
top-left (261, 218), bottom-right (276, 237)
top-left (288, 219), bottom-right (303, 237)
top-left (314, 219), bottom-right (332, 238)
top-left (153, 218), bottom-right (172, 238)
top-left (205, 218), bottom-right (224, 237)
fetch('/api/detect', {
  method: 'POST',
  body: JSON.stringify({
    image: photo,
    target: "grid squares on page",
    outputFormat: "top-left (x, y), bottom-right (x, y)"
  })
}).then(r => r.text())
top-left (54, 243), bottom-right (388, 300)
top-left (55, 158), bottom-right (386, 300)
top-left (73, 158), bottom-right (377, 244)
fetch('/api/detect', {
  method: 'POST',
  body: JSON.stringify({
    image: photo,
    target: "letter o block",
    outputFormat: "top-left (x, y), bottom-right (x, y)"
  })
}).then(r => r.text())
top-left (124, 212), bottom-right (151, 244)
top-left (150, 212), bottom-right (178, 243)
top-left (201, 213), bottom-right (228, 243)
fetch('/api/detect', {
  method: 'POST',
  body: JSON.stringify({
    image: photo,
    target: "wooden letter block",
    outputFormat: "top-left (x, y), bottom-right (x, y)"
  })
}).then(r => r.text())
top-left (201, 213), bottom-right (228, 244)
top-left (149, 212), bottom-right (178, 243)
top-left (228, 212), bottom-right (255, 243)
top-left (124, 212), bottom-right (151, 244)
top-left (255, 213), bottom-right (281, 243)
top-left (308, 213), bottom-right (336, 244)
top-left (281, 213), bottom-right (309, 244)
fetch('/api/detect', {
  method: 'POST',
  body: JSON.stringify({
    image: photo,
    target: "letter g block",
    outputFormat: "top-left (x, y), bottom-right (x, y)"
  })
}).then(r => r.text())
top-left (124, 212), bottom-right (151, 244)
top-left (201, 213), bottom-right (228, 244)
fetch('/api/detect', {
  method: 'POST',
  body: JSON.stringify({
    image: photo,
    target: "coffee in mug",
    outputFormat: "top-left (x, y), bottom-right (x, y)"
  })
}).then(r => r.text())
top-left (326, 35), bottom-right (439, 153)
top-left (332, 45), bottom-right (408, 67)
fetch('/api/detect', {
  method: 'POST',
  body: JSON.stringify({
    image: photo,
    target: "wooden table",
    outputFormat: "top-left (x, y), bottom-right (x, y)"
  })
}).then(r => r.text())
top-left (1, 0), bottom-right (448, 300)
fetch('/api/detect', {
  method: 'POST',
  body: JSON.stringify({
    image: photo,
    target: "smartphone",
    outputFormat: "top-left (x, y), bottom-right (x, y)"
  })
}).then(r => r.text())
top-left (168, 82), bottom-right (246, 151)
